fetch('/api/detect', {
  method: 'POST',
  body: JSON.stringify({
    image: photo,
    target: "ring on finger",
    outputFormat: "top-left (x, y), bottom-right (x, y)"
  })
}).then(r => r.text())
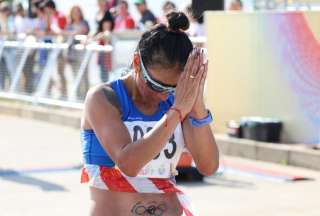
top-left (189, 75), bottom-right (196, 79)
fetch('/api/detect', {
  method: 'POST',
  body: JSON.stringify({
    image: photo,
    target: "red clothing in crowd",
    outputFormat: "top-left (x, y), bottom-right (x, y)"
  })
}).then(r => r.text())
top-left (54, 11), bottom-right (67, 29)
top-left (114, 15), bottom-right (135, 31)
top-left (48, 11), bottom-right (67, 33)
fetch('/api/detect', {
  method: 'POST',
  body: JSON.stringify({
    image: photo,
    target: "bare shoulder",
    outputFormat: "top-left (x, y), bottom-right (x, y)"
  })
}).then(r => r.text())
top-left (85, 84), bottom-right (120, 109)
top-left (85, 83), bottom-right (121, 115)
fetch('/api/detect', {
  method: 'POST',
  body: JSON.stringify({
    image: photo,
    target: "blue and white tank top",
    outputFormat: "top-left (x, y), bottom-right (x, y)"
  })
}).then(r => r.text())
top-left (81, 79), bottom-right (185, 178)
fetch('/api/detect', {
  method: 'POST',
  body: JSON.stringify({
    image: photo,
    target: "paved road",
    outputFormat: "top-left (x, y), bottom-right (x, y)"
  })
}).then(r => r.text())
top-left (1, 115), bottom-right (320, 216)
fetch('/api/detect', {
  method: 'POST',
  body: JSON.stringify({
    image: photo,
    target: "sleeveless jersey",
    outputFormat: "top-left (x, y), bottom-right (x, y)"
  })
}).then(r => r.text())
top-left (81, 79), bottom-right (185, 178)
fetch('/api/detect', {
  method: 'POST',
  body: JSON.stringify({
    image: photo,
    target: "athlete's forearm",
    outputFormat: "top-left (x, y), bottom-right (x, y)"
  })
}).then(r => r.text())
top-left (182, 110), bottom-right (219, 176)
top-left (116, 110), bottom-right (180, 177)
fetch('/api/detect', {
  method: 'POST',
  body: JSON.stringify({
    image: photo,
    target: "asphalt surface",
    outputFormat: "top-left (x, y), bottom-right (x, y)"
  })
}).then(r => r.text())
top-left (1, 115), bottom-right (320, 216)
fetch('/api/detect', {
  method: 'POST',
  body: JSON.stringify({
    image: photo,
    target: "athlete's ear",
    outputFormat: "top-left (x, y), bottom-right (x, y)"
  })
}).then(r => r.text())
top-left (132, 52), bottom-right (141, 74)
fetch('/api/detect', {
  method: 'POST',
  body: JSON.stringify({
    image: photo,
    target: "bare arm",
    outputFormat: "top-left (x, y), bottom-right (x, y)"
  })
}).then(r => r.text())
top-left (181, 51), bottom-right (219, 176)
top-left (84, 49), bottom-right (203, 177)
top-left (84, 85), bottom-right (180, 177)
top-left (182, 107), bottom-right (219, 176)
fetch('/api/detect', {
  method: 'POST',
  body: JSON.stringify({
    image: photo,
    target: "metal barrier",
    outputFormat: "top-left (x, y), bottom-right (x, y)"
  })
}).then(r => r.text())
top-left (0, 33), bottom-right (205, 107)
top-left (0, 35), bottom-right (113, 106)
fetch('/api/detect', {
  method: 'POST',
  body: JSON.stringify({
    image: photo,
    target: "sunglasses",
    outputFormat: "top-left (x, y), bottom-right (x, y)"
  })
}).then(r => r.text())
top-left (139, 52), bottom-right (176, 93)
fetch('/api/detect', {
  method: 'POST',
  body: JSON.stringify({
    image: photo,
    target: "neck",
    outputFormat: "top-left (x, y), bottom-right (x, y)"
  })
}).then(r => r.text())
top-left (73, 19), bottom-right (81, 24)
top-left (129, 73), bottom-right (144, 102)
top-left (125, 73), bottom-right (159, 109)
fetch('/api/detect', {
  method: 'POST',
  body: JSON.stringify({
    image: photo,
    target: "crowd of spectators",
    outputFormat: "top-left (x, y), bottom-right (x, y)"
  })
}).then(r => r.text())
top-left (0, 0), bottom-right (206, 99)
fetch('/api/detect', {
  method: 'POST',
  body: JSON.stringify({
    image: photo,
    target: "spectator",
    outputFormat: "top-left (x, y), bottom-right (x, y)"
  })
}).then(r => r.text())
top-left (65, 5), bottom-right (90, 99)
top-left (13, 3), bottom-right (29, 35)
top-left (13, 3), bottom-right (37, 94)
top-left (0, 2), bottom-right (15, 35)
top-left (43, 0), bottom-right (67, 34)
top-left (31, 1), bottom-right (50, 58)
top-left (185, 4), bottom-right (205, 37)
top-left (133, 0), bottom-right (157, 29)
top-left (114, 0), bottom-right (135, 32)
top-left (32, 0), bottom-right (49, 35)
top-left (96, 10), bottom-right (114, 83)
top-left (96, 0), bottom-right (106, 30)
top-left (42, 0), bottom-right (68, 98)
top-left (29, 1), bottom-right (49, 91)
top-left (96, 0), bottom-right (117, 26)
top-left (159, 1), bottom-right (176, 24)
top-left (0, 2), bottom-right (16, 90)
top-left (97, 10), bottom-right (114, 36)
top-left (229, 0), bottom-right (243, 11)
top-left (66, 6), bottom-right (90, 36)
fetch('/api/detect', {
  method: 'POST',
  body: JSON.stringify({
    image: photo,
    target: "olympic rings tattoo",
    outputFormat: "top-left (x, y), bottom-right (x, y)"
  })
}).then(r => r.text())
top-left (131, 201), bottom-right (167, 216)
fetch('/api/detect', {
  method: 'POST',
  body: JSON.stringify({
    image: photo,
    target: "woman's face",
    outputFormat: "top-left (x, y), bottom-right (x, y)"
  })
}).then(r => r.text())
top-left (117, 3), bottom-right (127, 16)
top-left (133, 53), bottom-right (181, 103)
top-left (102, 21), bottom-right (112, 31)
top-left (71, 7), bottom-right (82, 22)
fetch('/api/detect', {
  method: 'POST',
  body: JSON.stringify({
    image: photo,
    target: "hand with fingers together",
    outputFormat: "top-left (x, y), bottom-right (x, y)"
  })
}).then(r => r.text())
top-left (172, 47), bottom-right (206, 119)
top-left (190, 48), bottom-right (209, 119)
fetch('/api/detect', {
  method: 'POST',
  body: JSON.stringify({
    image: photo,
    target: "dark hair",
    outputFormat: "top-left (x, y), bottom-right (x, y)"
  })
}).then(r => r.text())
top-left (119, 0), bottom-right (129, 8)
top-left (138, 11), bottom-right (193, 71)
top-left (34, 1), bottom-right (43, 9)
top-left (97, 10), bottom-right (114, 33)
top-left (44, 0), bottom-right (56, 10)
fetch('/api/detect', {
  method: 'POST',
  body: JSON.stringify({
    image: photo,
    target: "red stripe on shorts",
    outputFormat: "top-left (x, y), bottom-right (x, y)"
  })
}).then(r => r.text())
top-left (150, 178), bottom-right (181, 193)
top-left (80, 167), bottom-right (90, 183)
top-left (99, 166), bottom-right (136, 192)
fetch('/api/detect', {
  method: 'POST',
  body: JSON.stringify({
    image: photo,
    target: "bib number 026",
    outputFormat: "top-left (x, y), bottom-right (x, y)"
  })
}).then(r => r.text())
top-left (132, 125), bottom-right (177, 160)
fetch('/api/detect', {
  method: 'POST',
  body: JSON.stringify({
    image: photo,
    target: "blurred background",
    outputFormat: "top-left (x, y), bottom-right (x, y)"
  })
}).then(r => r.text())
top-left (0, 0), bottom-right (320, 215)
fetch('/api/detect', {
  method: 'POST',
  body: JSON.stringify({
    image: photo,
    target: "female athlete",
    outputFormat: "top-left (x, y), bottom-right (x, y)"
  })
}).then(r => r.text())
top-left (81, 11), bottom-right (219, 216)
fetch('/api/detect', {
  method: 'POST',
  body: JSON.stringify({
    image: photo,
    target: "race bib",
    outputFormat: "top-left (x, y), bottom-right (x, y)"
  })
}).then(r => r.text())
top-left (125, 121), bottom-right (185, 178)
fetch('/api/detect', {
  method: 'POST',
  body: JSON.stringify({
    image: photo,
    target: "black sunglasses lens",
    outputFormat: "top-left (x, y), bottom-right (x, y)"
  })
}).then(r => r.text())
top-left (146, 81), bottom-right (166, 93)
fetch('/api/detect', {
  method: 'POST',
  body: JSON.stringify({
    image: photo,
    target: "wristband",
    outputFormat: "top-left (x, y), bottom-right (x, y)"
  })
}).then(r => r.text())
top-left (188, 110), bottom-right (213, 127)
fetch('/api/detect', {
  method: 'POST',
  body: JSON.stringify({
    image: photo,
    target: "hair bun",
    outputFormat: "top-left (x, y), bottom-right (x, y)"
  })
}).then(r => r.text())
top-left (167, 12), bottom-right (190, 32)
